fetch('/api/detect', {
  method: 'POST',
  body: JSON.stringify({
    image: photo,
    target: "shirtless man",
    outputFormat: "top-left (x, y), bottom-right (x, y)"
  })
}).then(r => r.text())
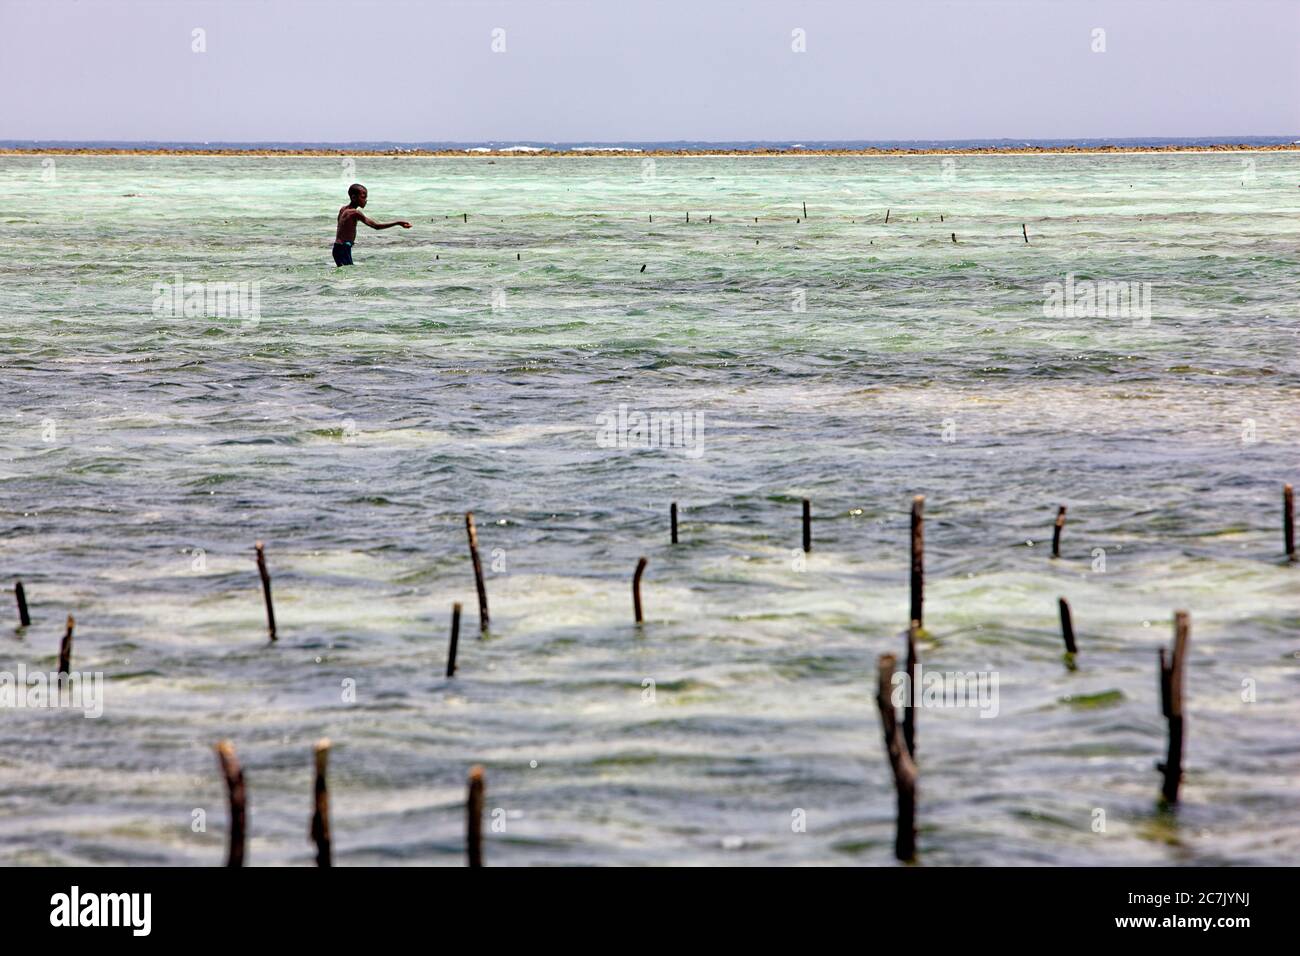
top-left (333, 184), bottom-right (411, 266)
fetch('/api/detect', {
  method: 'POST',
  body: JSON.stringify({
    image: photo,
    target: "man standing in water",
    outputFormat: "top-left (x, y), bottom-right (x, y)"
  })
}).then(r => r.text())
top-left (333, 183), bottom-right (411, 266)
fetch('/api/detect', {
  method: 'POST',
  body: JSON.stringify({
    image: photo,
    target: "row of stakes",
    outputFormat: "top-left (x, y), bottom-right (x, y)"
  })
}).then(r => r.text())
top-left (10, 484), bottom-right (1296, 864)
top-left (451, 207), bottom-right (1025, 262)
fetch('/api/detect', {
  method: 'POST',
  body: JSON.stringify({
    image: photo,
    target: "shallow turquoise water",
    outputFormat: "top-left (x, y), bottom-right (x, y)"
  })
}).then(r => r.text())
top-left (1, 153), bottom-right (1298, 865)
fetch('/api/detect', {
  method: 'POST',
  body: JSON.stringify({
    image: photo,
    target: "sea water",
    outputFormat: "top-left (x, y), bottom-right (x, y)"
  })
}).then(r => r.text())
top-left (0, 152), bottom-right (1297, 864)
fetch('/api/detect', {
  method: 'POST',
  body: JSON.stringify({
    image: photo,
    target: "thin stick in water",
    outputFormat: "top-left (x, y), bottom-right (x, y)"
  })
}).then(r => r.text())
top-left (632, 557), bottom-right (647, 624)
top-left (255, 541), bottom-right (277, 641)
top-left (1022, 223), bottom-right (1029, 244)
top-left (467, 765), bottom-right (485, 867)
top-left (910, 496), bottom-right (925, 629)
top-left (802, 498), bottom-right (812, 553)
top-left (465, 512), bottom-right (490, 634)
top-left (1052, 505), bottom-right (1067, 559)
top-left (876, 653), bottom-right (918, 861)
top-left (885, 208), bottom-right (891, 224)
top-left (1158, 611), bottom-right (1190, 805)
top-left (670, 502), bottom-right (678, 545)
top-left (802, 201), bottom-right (807, 218)
top-left (903, 620), bottom-right (919, 759)
top-left (1058, 597), bottom-right (1078, 657)
top-left (446, 602), bottom-right (462, 678)
top-left (14, 580), bottom-right (30, 628)
top-left (1285, 483), bottom-right (1295, 561)
top-left (215, 740), bottom-right (246, 867)
top-left (311, 739), bottom-right (332, 867)
top-left (58, 614), bottom-right (74, 675)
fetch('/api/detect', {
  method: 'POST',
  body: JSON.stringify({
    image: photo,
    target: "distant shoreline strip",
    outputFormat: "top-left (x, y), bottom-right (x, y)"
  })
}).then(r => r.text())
top-left (3, 144), bottom-right (1298, 158)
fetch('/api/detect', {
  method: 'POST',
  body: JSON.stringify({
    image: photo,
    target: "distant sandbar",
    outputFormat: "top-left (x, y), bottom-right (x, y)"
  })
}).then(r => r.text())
top-left (4, 144), bottom-right (1298, 159)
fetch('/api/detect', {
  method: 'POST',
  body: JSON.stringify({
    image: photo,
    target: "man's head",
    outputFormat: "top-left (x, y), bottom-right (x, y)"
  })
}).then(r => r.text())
top-left (347, 184), bottom-right (368, 207)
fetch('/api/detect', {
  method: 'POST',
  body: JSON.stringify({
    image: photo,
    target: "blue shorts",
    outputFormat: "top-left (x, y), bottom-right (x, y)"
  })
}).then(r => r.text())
top-left (332, 241), bottom-right (353, 266)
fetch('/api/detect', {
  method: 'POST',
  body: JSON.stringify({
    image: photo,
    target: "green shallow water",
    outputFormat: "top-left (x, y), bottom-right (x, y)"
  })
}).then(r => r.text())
top-left (0, 153), bottom-right (1298, 865)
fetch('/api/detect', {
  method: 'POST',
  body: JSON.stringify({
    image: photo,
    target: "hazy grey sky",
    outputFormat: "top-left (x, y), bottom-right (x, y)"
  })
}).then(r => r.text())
top-left (5, 0), bottom-right (1297, 142)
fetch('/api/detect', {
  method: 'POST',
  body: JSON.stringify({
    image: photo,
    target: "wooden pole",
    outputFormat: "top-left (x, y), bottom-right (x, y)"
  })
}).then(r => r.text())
top-left (632, 557), bottom-right (647, 624)
top-left (885, 209), bottom-right (891, 224)
top-left (1285, 483), bottom-right (1295, 561)
top-left (910, 496), bottom-right (924, 629)
top-left (903, 620), bottom-right (919, 759)
top-left (215, 740), bottom-right (246, 867)
top-left (311, 739), bottom-right (332, 867)
top-left (1058, 597), bottom-right (1078, 656)
top-left (14, 580), bottom-right (30, 627)
top-left (467, 765), bottom-right (485, 867)
top-left (1052, 506), bottom-right (1066, 559)
top-left (58, 615), bottom-right (74, 675)
top-left (465, 512), bottom-right (490, 634)
top-left (802, 498), bottom-right (812, 553)
top-left (56, 616), bottom-right (74, 676)
top-left (1022, 223), bottom-right (1029, 244)
top-left (446, 603), bottom-right (462, 678)
top-left (670, 502), bottom-right (679, 544)
top-left (254, 541), bottom-right (277, 641)
top-left (802, 201), bottom-right (807, 218)
top-left (876, 653), bottom-right (918, 861)
top-left (1158, 611), bottom-right (1190, 805)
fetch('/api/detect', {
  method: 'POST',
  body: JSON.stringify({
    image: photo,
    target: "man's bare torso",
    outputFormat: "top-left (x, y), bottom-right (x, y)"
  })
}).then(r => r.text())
top-left (335, 206), bottom-right (363, 244)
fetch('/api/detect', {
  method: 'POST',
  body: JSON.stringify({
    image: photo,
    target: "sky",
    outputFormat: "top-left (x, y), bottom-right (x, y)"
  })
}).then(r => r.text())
top-left (3, 0), bottom-right (1298, 143)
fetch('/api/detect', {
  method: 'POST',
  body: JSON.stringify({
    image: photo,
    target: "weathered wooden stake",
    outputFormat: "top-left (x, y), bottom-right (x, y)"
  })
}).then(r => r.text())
top-left (311, 739), bottom-right (332, 867)
top-left (14, 580), bottom-right (30, 627)
top-left (1058, 597), bottom-right (1078, 658)
top-left (1158, 611), bottom-right (1190, 805)
top-left (910, 496), bottom-right (925, 629)
top-left (903, 620), bottom-right (919, 759)
top-left (801, 498), bottom-right (812, 553)
top-left (215, 740), bottom-right (246, 867)
top-left (885, 208), bottom-right (891, 224)
top-left (632, 557), bottom-right (647, 624)
top-left (876, 653), bottom-right (918, 862)
top-left (254, 541), bottom-right (277, 641)
top-left (465, 512), bottom-right (490, 634)
top-left (446, 603), bottom-right (462, 678)
top-left (1285, 483), bottom-right (1295, 561)
top-left (57, 615), bottom-right (74, 675)
top-left (1022, 223), bottom-right (1029, 244)
top-left (802, 202), bottom-right (807, 218)
top-left (1052, 505), bottom-right (1067, 559)
top-left (463, 213), bottom-right (468, 223)
top-left (670, 502), bottom-right (679, 544)
top-left (467, 765), bottom-right (485, 867)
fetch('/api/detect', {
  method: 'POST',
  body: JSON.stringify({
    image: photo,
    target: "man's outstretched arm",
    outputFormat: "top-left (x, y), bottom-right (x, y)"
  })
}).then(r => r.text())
top-left (358, 212), bottom-right (412, 230)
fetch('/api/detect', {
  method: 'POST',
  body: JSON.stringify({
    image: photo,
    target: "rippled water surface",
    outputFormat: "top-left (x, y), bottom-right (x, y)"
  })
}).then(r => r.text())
top-left (1, 153), bottom-right (1298, 865)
